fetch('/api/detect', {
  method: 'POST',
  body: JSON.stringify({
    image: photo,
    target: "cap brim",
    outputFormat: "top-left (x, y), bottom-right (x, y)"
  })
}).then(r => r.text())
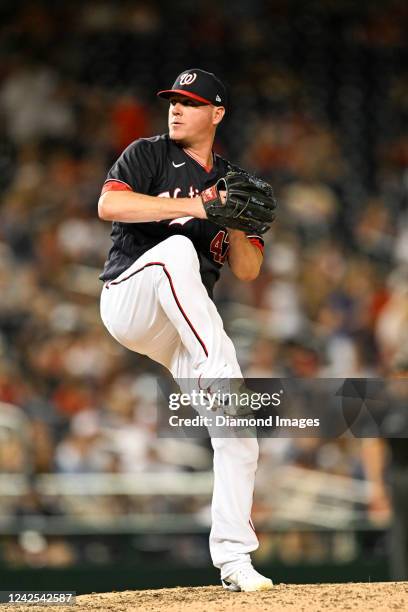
top-left (157, 89), bottom-right (214, 105)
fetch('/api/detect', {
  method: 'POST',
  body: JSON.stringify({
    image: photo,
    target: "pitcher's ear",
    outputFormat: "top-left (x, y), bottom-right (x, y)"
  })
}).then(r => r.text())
top-left (213, 106), bottom-right (225, 126)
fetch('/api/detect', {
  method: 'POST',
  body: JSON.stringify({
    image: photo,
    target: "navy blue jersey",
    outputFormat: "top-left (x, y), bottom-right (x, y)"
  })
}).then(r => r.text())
top-left (99, 134), bottom-right (263, 296)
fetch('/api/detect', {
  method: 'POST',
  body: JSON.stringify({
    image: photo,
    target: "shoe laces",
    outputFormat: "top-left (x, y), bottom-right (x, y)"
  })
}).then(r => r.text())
top-left (234, 565), bottom-right (257, 581)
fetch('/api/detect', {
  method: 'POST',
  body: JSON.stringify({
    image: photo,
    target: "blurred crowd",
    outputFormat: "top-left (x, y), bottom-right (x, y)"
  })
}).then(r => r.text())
top-left (1, 0), bottom-right (408, 568)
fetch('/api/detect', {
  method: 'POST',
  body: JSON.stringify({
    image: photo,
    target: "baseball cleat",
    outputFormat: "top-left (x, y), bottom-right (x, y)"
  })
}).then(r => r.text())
top-left (222, 566), bottom-right (273, 592)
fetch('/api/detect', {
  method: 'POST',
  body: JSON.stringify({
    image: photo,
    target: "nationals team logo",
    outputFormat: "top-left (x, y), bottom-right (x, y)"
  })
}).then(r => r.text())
top-left (179, 72), bottom-right (197, 86)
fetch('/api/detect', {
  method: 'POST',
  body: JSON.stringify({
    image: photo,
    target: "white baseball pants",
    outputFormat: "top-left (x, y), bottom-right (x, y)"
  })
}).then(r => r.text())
top-left (100, 235), bottom-right (259, 578)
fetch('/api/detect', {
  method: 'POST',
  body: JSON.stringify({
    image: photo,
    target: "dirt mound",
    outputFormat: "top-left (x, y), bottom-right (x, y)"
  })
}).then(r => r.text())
top-left (2, 581), bottom-right (407, 612)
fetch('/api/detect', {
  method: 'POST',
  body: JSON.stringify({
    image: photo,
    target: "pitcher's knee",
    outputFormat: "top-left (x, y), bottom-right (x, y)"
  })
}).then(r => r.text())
top-left (102, 319), bottom-right (136, 349)
top-left (161, 235), bottom-right (199, 266)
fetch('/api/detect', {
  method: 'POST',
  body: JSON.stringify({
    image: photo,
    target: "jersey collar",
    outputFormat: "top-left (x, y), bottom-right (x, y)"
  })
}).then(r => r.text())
top-left (169, 136), bottom-right (215, 173)
top-left (182, 148), bottom-right (215, 173)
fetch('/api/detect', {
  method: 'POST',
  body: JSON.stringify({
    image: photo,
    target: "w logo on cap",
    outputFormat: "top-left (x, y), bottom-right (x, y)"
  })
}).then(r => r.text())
top-left (179, 72), bottom-right (197, 86)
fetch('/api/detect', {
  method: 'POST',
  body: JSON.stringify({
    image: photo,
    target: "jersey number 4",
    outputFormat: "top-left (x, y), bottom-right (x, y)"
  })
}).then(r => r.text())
top-left (210, 230), bottom-right (229, 264)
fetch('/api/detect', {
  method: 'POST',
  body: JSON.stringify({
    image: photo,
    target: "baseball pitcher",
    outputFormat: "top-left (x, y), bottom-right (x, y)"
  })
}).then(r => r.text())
top-left (98, 69), bottom-right (276, 591)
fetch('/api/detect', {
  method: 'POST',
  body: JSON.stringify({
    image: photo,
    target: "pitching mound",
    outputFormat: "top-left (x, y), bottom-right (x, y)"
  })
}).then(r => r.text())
top-left (2, 581), bottom-right (407, 612)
